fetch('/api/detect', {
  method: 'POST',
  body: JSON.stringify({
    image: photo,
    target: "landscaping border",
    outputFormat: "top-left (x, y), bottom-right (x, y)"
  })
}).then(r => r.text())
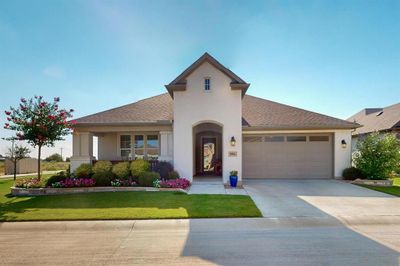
top-left (11, 186), bottom-right (188, 196)
top-left (351, 179), bottom-right (393, 187)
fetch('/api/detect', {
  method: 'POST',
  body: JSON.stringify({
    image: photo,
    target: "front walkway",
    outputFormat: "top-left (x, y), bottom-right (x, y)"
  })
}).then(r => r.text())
top-left (188, 177), bottom-right (247, 195)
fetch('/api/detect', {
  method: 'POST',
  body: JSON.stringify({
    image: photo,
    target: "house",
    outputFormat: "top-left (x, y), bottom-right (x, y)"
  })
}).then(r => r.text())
top-left (347, 103), bottom-right (400, 150)
top-left (71, 53), bottom-right (359, 185)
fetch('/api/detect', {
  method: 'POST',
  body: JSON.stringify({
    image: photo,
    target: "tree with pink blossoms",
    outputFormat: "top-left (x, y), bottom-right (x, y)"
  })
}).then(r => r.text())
top-left (4, 96), bottom-right (75, 180)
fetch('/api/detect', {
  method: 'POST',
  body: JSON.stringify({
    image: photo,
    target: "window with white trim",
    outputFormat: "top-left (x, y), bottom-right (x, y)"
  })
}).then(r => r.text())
top-left (204, 78), bottom-right (211, 91)
top-left (146, 135), bottom-right (159, 160)
top-left (134, 135), bottom-right (145, 159)
top-left (120, 135), bottom-right (131, 159)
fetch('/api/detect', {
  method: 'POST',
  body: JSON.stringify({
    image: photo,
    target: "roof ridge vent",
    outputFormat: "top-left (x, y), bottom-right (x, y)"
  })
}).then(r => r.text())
top-left (365, 108), bottom-right (383, 115)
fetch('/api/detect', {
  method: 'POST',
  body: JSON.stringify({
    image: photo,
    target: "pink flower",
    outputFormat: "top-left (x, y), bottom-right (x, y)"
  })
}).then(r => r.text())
top-left (54, 97), bottom-right (60, 102)
top-left (20, 98), bottom-right (27, 103)
top-left (7, 117), bottom-right (11, 121)
top-left (4, 111), bottom-right (11, 115)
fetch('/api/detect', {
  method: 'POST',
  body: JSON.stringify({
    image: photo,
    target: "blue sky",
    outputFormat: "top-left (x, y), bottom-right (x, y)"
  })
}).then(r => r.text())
top-left (0, 0), bottom-right (399, 158)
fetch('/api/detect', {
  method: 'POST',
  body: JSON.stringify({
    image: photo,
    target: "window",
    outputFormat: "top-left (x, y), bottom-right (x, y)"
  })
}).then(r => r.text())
top-left (265, 136), bottom-right (284, 142)
top-left (120, 135), bottom-right (131, 159)
top-left (309, 136), bottom-right (329, 142)
top-left (287, 136), bottom-right (306, 142)
top-left (134, 135), bottom-right (145, 159)
top-left (146, 135), bottom-right (159, 160)
top-left (243, 136), bottom-right (262, 142)
top-left (204, 78), bottom-right (211, 91)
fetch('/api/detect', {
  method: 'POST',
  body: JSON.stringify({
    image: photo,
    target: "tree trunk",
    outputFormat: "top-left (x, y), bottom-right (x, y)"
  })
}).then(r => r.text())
top-left (37, 145), bottom-right (42, 180)
top-left (13, 159), bottom-right (17, 181)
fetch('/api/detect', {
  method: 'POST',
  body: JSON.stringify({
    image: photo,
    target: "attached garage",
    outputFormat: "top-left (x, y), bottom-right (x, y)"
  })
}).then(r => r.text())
top-left (243, 134), bottom-right (333, 179)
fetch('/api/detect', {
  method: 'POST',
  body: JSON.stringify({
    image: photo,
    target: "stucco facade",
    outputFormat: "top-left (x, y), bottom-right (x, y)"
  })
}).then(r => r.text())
top-left (173, 61), bottom-right (242, 184)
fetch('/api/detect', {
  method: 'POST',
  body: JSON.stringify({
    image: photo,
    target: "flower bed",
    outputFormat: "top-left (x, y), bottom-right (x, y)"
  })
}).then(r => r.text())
top-left (160, 178), bottom-right (191, 189)
top-left (15, 178), bottom-right (42, 189)
top-left (51, 178), bottom-right (95, 188)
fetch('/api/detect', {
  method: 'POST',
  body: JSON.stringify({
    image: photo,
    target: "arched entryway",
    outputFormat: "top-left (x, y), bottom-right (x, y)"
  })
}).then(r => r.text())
top-left (192, 122), bottom-right (223, 177)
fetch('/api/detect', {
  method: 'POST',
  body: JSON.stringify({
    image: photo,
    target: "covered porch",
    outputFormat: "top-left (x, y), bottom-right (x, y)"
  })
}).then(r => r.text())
top-left (70, 124), bottom-right (173, 172)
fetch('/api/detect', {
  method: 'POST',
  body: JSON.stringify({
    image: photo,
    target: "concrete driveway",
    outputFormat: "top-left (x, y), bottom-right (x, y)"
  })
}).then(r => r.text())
top-left (244, 179), bottom-right (400, 219)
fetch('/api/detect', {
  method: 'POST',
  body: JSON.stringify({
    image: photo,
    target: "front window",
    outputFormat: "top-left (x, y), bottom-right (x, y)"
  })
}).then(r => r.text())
top-left (119, 134), bottom-right (159, 160)
top-left (120, 135), bottom-right (131, 159)
top-left (146, 135), bottom-right (159, 160)
top-left (134, 135), bottom-right (145, 159)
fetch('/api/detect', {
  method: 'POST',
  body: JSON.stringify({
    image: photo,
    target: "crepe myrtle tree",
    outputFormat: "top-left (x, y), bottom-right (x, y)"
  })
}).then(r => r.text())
top-left (4, 96), bottom-right (75, 180)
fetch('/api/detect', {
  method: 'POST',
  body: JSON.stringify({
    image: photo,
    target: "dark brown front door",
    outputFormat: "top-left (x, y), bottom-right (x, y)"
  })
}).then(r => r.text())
top-left (202, 137), bottom-right (216, 174)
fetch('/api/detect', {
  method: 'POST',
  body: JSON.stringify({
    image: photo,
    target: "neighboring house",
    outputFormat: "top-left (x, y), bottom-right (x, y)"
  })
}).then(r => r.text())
top-left (71, 53), bottom-right (359, 185)
top-left (347, 103), bottom-right (400, 150)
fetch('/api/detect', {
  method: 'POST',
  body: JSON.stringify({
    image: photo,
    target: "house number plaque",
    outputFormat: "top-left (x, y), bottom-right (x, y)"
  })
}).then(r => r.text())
top-left (228, 151), bottom-right (237, 157)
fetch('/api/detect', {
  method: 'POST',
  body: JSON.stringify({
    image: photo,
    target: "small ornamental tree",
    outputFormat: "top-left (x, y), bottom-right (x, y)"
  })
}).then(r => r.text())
top-left (354, 132), bottom-right (400, 180)
top-left (4, 96), bottom-right (75, 180)
top-left (6, 144), bottom-right (30, 181)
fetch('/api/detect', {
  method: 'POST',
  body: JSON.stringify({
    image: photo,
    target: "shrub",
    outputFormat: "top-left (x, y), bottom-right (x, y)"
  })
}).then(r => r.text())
top-left (138, 171), bottom-right (160, 187)
top-left (342, 167), bottom-right (365, 180)
top-left (92, 172), bottom-right (112, 186)
top-left (74, 163), bottom-right (92, 178)
top-left (160, 178), bottom-right (191, 189)
top-left (111, 178), bottom-right (136, 187)
top-left (154, 161), bottom-right (173, 179)
top-left (168, 170), bottom-right (180, 180)
top-left (130, 159), bottom-right (150, 177)
top-left (46, 171), bottom-right (67, 187)
top-left (112, 162), bottom-right (130, 179)
top-left (354, 133), bottom-right (400, 180)
top-left (93, 160), bottom-right (113, 174)
top-left (15, 178), bottom-right (42, 188)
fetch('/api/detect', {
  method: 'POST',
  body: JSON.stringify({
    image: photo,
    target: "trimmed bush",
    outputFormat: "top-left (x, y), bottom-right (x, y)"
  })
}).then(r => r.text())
top-left (45, 171), bottom-right (67, 187)
top-left (342, 167), bottom-right (365, 180)
top-left (92, 172), bottom-right (112, 186)
top-left (154, 161), bottom-right (173, 179)
top-left (74, 163), bottom-right (92, 178)
top-left (93, 160), bottom-right (113, 174)
top-left (138, 171), bottom-right (160, 187)
top-left (130, 159), bottom-right (150, 177)
top-left (112, 162), bottom-right (130, 179)
top-left (168, 170), bottom-right (180, 180)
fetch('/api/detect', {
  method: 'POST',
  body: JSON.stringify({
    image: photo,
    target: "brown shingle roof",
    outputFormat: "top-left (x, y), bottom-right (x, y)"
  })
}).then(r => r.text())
top-left (75, 93), bottom-right (359, 129)
top-left (242, 95), bottom-right (359, 130)
top-left (74, 93), bottom-right (173, 125)
top-left (347, 103), bottom-right (400, 135)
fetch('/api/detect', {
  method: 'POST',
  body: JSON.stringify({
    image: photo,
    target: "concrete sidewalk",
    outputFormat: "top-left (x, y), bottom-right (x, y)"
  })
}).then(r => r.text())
top-left (0, 217), bottom-right (399, 265)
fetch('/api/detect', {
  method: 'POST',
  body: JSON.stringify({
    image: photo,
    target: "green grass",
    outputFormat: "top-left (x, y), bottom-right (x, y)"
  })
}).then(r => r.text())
top-left (0, 178), bottom-right (262, 221)
top-left (360, 177), bottom-right (400, 197)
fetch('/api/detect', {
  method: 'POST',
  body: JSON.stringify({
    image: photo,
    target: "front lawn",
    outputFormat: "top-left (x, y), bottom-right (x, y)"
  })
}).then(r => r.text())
top-left (359, 177), bottom-right (400, 197)
top-left (0, 179), bottom-right (261, 221)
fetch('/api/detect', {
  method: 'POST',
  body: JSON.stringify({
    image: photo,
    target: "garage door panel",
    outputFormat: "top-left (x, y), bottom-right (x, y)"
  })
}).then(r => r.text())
top-left (243, 134), bottom-right (333, 179)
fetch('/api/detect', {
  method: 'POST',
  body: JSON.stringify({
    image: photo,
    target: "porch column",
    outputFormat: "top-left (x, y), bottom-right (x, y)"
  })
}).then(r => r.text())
top-left (159, 131), bottom-right (173, 163)
top-left (70, 132), bottom-right (94, 172)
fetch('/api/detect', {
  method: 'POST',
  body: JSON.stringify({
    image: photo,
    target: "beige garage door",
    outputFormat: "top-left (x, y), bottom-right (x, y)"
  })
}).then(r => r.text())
top-left (243, 134), bottom-right (333, 179)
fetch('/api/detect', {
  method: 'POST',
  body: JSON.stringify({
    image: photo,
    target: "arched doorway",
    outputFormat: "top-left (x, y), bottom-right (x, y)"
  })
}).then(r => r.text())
top-left (192, 122), bottom-right (223, 177)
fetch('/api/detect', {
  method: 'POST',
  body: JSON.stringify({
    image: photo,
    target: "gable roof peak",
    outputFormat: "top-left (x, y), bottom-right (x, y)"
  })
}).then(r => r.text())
top-left (165, 52), bottom-right (250, 98)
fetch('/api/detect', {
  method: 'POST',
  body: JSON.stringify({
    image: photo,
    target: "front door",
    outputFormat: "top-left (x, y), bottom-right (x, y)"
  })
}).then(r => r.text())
top-left (202, 137), bottom-right (217, 174)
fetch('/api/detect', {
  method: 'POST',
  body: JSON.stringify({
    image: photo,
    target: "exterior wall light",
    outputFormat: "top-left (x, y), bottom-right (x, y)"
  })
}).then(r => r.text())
top-left (341, 139), bottom-right (347, 149)
top-left (230, 136), bottom-right (236, 147)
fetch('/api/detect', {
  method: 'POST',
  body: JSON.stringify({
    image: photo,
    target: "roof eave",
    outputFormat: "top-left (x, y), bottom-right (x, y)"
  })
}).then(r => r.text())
top-left (74, 120), bottom-right (173, 127)
top-left (242, 124), bottom-right (361, 131)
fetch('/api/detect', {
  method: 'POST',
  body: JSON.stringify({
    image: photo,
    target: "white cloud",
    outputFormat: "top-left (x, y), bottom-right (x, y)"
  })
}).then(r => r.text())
top-left (42, 65), bottom-right (66, 79)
